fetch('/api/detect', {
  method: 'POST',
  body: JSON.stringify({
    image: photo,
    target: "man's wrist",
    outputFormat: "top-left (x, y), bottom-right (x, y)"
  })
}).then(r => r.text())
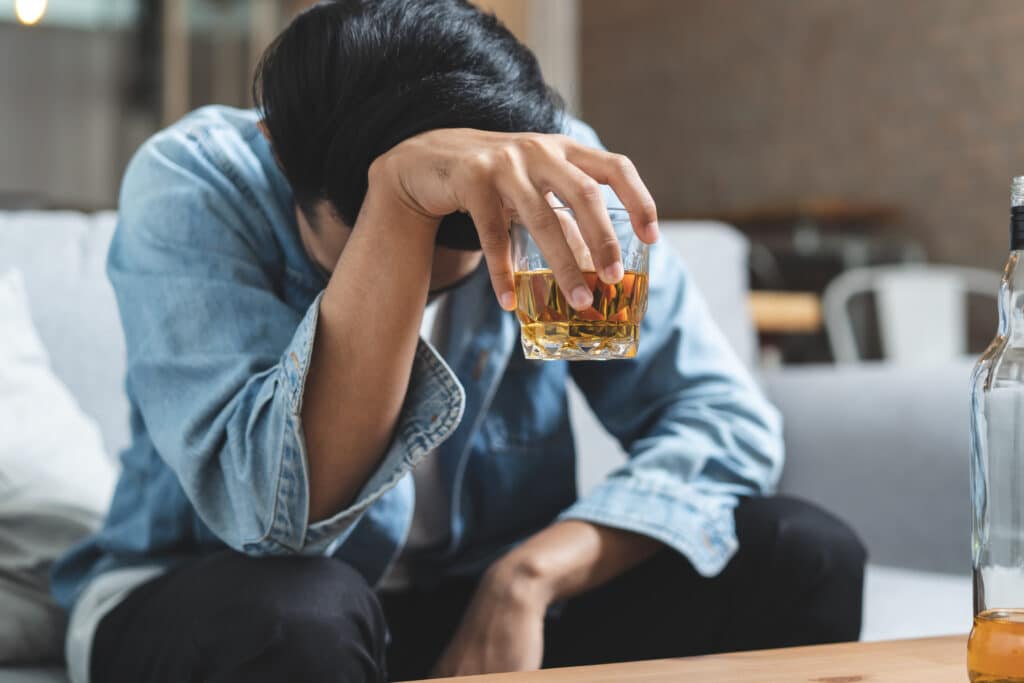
top-left (484, 549), bottom-right (560, 611)
top-left (483, 520), bottom-right (662, 612)
top-left (364, 155), bottom-right (443, 234)
top-left (359, 179), bottom-right (440, 237)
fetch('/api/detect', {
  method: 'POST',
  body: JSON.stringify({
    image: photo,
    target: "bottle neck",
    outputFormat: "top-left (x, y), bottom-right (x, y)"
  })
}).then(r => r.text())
top-left (1001, 206), bottom-right (1024, 340)
top-left (1013, 206), bottom-right (1024, 251)
top-left (999, 251), bottom-right (1024, 340)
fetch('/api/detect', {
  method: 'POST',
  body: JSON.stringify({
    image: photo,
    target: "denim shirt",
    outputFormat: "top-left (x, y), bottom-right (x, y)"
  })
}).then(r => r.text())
top-left (51, 106), bottom-right (783, 609)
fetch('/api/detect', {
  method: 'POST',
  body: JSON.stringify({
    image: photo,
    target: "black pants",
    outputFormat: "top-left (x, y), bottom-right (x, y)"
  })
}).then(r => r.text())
top-left (91, 497), bottom-right (866, 683)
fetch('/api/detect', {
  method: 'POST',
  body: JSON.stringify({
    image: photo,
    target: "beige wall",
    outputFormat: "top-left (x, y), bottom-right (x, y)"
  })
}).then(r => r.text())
top-left (0, 24), bottom-right (134, 209)
top-left (288, 1), bottom-right (579, 110)
top-left (0, 1), bottom-right (579, 210)
top-left (474, 0), bottom-right (528, 39)
top-left (580, 0), bottom-right (1024, 268)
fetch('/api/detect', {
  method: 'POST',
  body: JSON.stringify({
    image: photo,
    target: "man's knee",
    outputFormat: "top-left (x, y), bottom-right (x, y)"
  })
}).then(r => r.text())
top-left (765, 497), bottom-right (865, 577)
top-left (736, 496), bottom-right (867, 642)
top-left (194, 556), bottom-right (388, 683)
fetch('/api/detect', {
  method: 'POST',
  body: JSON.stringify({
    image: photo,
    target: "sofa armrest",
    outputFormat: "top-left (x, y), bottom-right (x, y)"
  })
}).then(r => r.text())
top-left (761, 360), bottom-right (974, 575)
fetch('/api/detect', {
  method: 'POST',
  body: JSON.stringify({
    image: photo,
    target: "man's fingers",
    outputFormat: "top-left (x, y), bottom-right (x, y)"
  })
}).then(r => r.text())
top-left (534, 163), bottom-right (622, 283)
top-left (460, 137), bottom-right (656, 312)
top-left (564, 146), bottom-right (659, 244)
top-left (467, 195), bottom-right (517, 311)
top-left (547, 192), bottom-right (595, 272)
top-left (498, 172), bottom-right (592, 311)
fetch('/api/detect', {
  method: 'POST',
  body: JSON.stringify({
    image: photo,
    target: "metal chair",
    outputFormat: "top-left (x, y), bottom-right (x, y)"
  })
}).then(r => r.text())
top-left (822, 264), bottom-right (1000, 364)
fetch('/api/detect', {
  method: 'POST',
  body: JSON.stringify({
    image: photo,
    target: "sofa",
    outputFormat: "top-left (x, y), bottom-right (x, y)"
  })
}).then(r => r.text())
top-left (0, 211), bottom-right (972, 681)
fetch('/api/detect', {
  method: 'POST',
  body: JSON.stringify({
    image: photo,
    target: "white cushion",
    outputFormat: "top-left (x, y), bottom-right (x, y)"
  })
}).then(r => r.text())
top-left (0, 269), bottom-right (117, 663)
top-left (0, 211), bottom-right (128, 459)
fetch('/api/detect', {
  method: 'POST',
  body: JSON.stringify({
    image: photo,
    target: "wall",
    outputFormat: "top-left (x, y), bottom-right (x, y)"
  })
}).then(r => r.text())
top-left (580, 0), bottom-right (1024, 268)
top-left (0, 23), bottom-right (135, 209)
top-left (0, 2), bottom-right (578, 211)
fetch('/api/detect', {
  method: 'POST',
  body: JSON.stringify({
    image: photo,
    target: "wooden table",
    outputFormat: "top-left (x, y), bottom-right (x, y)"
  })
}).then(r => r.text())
top-left (409, 636), bottom-right (967, 682)
top-left (748, 290), bottom-right (823, 335)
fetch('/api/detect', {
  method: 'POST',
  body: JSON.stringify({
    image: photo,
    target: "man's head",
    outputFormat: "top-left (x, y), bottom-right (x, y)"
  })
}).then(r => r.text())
top-left (253, 0), bottom-right (564, 288)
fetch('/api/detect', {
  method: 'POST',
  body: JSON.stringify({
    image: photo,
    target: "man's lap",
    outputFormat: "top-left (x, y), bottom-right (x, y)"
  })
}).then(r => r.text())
top-left (90, 552), bottom-right (388, 683)
top-left (90, 496), bottom-right (865, 683)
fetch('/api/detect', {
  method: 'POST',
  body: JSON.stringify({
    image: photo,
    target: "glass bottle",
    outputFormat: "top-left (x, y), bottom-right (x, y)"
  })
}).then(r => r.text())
top-left (969, 177), bottom-right (1024, 682)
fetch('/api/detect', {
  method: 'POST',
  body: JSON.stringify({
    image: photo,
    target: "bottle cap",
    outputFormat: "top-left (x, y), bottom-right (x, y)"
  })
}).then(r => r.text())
top-left (1014, 177), bottom-right (1024, 208)
top-left (1013, 177), bottom-right (1024, 249)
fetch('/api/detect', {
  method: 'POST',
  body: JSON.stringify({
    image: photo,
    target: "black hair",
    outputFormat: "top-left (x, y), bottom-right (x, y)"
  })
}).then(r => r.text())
top-left (252, 0), bottom-right (565, 249)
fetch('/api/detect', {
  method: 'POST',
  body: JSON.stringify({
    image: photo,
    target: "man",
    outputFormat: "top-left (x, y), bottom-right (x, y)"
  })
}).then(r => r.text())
top-left (53, 1), bottom-right (865, 681)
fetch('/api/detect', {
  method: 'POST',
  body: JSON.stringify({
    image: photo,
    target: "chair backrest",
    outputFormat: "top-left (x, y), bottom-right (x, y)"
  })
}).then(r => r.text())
top-left (659, 220), bottom-right (756, 368)
top-left (823, 264), bottom-right (1000, 364)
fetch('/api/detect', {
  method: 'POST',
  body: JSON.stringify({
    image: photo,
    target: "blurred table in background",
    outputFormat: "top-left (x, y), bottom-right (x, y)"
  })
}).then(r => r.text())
top-left (748, 290), bottom-right (822, 335)
top-left (748, 290), bottom-right (824, 368)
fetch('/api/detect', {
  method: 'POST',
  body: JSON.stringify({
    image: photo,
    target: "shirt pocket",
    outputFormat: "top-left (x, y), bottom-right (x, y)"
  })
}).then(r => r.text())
top-left (467, 420), bottom-right (576, 540)
top-left (482, 417), bottom-right (546, 453)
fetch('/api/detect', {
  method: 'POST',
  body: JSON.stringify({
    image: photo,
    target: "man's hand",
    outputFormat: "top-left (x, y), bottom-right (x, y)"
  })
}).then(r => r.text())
top-left (432, 521), bottom-right (662, 677)
top-left (371, 129), bottom-right (658, 311)
top-left (431, 562), bottom-right (548, 677)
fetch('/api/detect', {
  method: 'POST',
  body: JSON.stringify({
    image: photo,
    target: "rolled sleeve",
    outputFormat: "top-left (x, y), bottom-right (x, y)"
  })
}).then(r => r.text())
top-left (281, 337), bottom-right (465, 554)
top-left (560, 477), bottom-right (740, 577)
top-left (562, 117), bottom-right (783, 577)
top-left (567, 243), bottom-right (783, 577)
top-left (237, 293), bottom-right (318, 554)
top-left (232, 294), bottom-right (466, 556)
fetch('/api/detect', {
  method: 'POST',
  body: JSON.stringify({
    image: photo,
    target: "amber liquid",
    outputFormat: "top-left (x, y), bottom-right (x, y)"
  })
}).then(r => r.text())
top-left (514, 269), bottom-right (648, 360)
top-left (968, 609), bottom-right (1024, 682)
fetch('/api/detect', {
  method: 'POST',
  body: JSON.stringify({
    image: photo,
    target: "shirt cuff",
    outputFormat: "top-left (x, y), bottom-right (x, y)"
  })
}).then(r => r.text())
top-left (243, 293), bottom-right (466, 555)
top-left (558, 476), bottom-right (741, 577)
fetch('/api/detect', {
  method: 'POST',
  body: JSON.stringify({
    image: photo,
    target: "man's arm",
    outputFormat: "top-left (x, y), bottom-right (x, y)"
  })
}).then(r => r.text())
top-left (491, 520), bottom-right (660, 602)
top-left (109, 126), bottom-right (452, 554)
top-left (433, 520), bottom-right (659, 677)
top-left (301, 184), bottom-right (438, 522)
top-left (564, 239), bottom-right (783, 573)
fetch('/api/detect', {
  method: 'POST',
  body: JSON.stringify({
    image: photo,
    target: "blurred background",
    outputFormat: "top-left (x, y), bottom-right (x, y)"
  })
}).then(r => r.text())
top-left (3, 0), bottom-right (1021, 366)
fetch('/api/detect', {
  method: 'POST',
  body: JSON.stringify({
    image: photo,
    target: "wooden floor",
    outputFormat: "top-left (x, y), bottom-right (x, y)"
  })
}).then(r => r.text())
top-left (407, 636), bottom-right (967, 682)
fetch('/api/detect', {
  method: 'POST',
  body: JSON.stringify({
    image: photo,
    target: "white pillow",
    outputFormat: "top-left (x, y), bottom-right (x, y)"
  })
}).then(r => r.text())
top-left (0, 268), bottom-right (117, 663)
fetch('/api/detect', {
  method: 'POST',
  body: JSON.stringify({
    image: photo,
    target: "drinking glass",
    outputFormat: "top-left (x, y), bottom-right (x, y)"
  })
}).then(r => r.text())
top-left (511, 206), bottom-right (649, 361)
